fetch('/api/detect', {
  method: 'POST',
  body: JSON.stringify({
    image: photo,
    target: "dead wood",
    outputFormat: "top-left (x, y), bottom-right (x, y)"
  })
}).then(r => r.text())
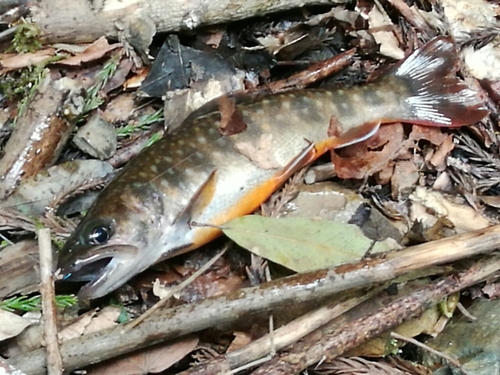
top-left (29, 0), bottom-right (349, 44)
top-left (8, 223), bottom-right (500, 375)
top-left (38, 228), bottom-right (62, 375)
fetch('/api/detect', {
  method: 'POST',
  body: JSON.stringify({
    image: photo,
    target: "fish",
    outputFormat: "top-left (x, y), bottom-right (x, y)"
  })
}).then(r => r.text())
top-left (58, 36), bottom-right (489, 301)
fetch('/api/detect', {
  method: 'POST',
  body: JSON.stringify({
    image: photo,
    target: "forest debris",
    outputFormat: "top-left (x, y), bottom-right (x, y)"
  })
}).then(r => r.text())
top-left (0, 49), bottom-right (55, 74)
top-left (57, 310), bottom-right (97, 342)
top-left (222, 216), bottom-right (398, 272)
top-left (0, 76), bottom-right (85, 200)
top-left (368, 2), bottom-right (404, 59)
top-left (266, 48), bottom-right (356, 93)
top-left (56, 37), bottom-right (121, 66)
top-left (86, 336), bottom-right (199, 375)
top-left (0, 309), bottom-right (36, 341)
top-left (250, 255), bottom-right (500, 375)
top-left (410, 187), bottom-right (491, 233)
top-left (422, 298), bottom-right (500, 375)
top-left (217, 96), bottom-right (247, 136)
top-left (331, 123), bottom-right (405, 180)
top-left (28, 0), bottom-right (350, 45)
top-left (1, 160), bottom-right (114, 216)
top-left (0, 240), bottom-right (42, 298)
top-left (10, 223), bottom-right (500, 374)
top-left (439, 0), bottom-right (500, 80)
top-left (235, 134), bottom-right (282, 170)
top-left (184, 288), bottom-right (381, 374)
top-left (73, 112), bottom-right (117, 160)
top-left (38, 228), bottom-right (63, 375)
top-left (139, 35), bottom-right (244, 130)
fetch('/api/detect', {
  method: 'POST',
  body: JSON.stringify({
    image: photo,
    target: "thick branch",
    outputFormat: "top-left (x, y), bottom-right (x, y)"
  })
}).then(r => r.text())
top-left (29, 0), bottom-right (347, 44)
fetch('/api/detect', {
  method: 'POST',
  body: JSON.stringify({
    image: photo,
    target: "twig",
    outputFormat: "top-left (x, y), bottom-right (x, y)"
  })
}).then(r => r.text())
top-left (10, 224), bottom-right (500, 375)
top-left (38, 228), bottom-right (63, 375)
top-left (126, 247), bottom-right (228, 330)
top-left (390, 332), bottom-right (465, 371)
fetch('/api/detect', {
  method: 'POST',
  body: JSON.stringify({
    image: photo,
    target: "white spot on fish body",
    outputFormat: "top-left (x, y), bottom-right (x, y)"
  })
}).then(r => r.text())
top-left (197, 136), bottom-right (207, 144)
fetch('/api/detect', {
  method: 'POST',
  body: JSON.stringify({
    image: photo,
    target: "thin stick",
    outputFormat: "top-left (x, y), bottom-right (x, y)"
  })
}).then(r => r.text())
top-left (126, 247), bottom-right (228, 330)
top-left (38, 228), bottom-right (63, 375)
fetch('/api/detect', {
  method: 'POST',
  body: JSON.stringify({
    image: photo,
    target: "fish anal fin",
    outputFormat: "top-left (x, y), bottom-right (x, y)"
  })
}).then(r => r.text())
top-left (315, 120), bottom-right (382, 154)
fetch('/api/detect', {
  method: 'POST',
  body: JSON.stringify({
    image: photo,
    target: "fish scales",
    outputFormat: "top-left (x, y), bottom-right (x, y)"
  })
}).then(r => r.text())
top-left (59, 37), bottom-right (489, 300)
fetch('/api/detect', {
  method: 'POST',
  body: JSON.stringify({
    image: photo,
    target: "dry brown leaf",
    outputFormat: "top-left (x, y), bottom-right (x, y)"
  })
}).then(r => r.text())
top-left (429, 134), bottom-right (455, 170)
top-left (0, 49), bottom-right (55, 73)
top-left (227, 331), bottom-right (253, 353)
top-left (410, 187), bottom-right (491, 233)
top-left (331, 123), bottom-right (404, 179)
top-left (86, 336), bottom-right (199, 375)
top-left (83, 306), bottom-right (121, 334)
top-left (58, 309), bottom-right (96, 342)
top-left (235, 133), bottom-right (282, 169)
top-left (391, 160), bottom-right (419, 199)
top-left (218, 95), bottom-right (247, 136)
top-left (57, 37), bottom-right (122, 66)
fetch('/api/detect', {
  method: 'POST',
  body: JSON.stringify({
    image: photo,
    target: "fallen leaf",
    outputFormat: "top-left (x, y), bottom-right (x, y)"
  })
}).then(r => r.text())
top-left (235, 134), bottom-right (282, 170)
top-left (429, 134), bottom-right (455, 170)
top-left (227, 331), bottom-right (253, 353)
top-left (83, 306), bottom-right (121, 334)
top-left (218, 95), bottom-right (247, 136)
top-left (0, 309), bottom-right (35, 341)
top-left (0, 49), bottom-right (56, 74)
top-left (221, 216), bottom-right (397, 273)
top-left (57, 37), bottom-right (122, 66)
top-left (410, 187), bottom-right (491, 233)
top-left (368, 4), bottom-right (404, 59)
top-left (390, 160), bottom-right (419, 199)
top-left (86, 336), bottom-right (199, 375)
top-left (331, 123), bottom-right (404, 179)
top-left (58, 309), bottom-right (96, 342)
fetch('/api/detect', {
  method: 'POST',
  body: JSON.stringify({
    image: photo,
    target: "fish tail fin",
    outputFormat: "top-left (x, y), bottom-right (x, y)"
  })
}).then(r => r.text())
top-left (381, 36), bottom-right (489, 127)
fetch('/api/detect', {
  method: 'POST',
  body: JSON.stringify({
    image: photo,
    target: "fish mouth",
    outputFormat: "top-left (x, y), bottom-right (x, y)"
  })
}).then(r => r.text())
top-left (60, 244), bottom-right (139, 301)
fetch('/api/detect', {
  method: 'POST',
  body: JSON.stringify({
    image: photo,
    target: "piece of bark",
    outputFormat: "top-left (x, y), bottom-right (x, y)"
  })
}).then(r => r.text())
top-left (9, 223), bottom-right (500, 375)
top-left (29, 0), bottom-right (349, 45)
top-left (0, 240), bottom-right (42, 298)
top-left (0, 76), bottom-right (85, 200)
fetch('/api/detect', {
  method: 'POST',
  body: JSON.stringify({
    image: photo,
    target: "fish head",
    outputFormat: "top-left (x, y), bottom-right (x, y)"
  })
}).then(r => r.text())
top-left (58, 184), bottom-right (172, 301)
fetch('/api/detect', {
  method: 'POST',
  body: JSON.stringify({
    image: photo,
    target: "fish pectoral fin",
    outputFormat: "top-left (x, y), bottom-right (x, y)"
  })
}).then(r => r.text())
top-left (172, 168), bottom-right (218, 226)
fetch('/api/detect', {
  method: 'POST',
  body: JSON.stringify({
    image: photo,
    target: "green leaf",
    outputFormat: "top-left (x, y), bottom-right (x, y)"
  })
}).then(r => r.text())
top-left (222, 216), bottom-right (395, 272)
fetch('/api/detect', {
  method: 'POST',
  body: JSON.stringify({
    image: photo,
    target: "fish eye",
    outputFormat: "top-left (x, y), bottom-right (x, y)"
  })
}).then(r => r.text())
top-left (88, 225), bottom-right (112, 245)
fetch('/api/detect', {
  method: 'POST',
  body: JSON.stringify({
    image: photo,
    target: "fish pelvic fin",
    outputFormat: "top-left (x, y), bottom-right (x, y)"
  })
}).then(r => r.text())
top-left (381, 36), bottom-right (489, 127)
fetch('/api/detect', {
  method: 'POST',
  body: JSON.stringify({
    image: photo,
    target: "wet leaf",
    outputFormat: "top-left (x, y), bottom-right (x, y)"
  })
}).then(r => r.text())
top-left (221, 216), bottom-right (395, 272)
